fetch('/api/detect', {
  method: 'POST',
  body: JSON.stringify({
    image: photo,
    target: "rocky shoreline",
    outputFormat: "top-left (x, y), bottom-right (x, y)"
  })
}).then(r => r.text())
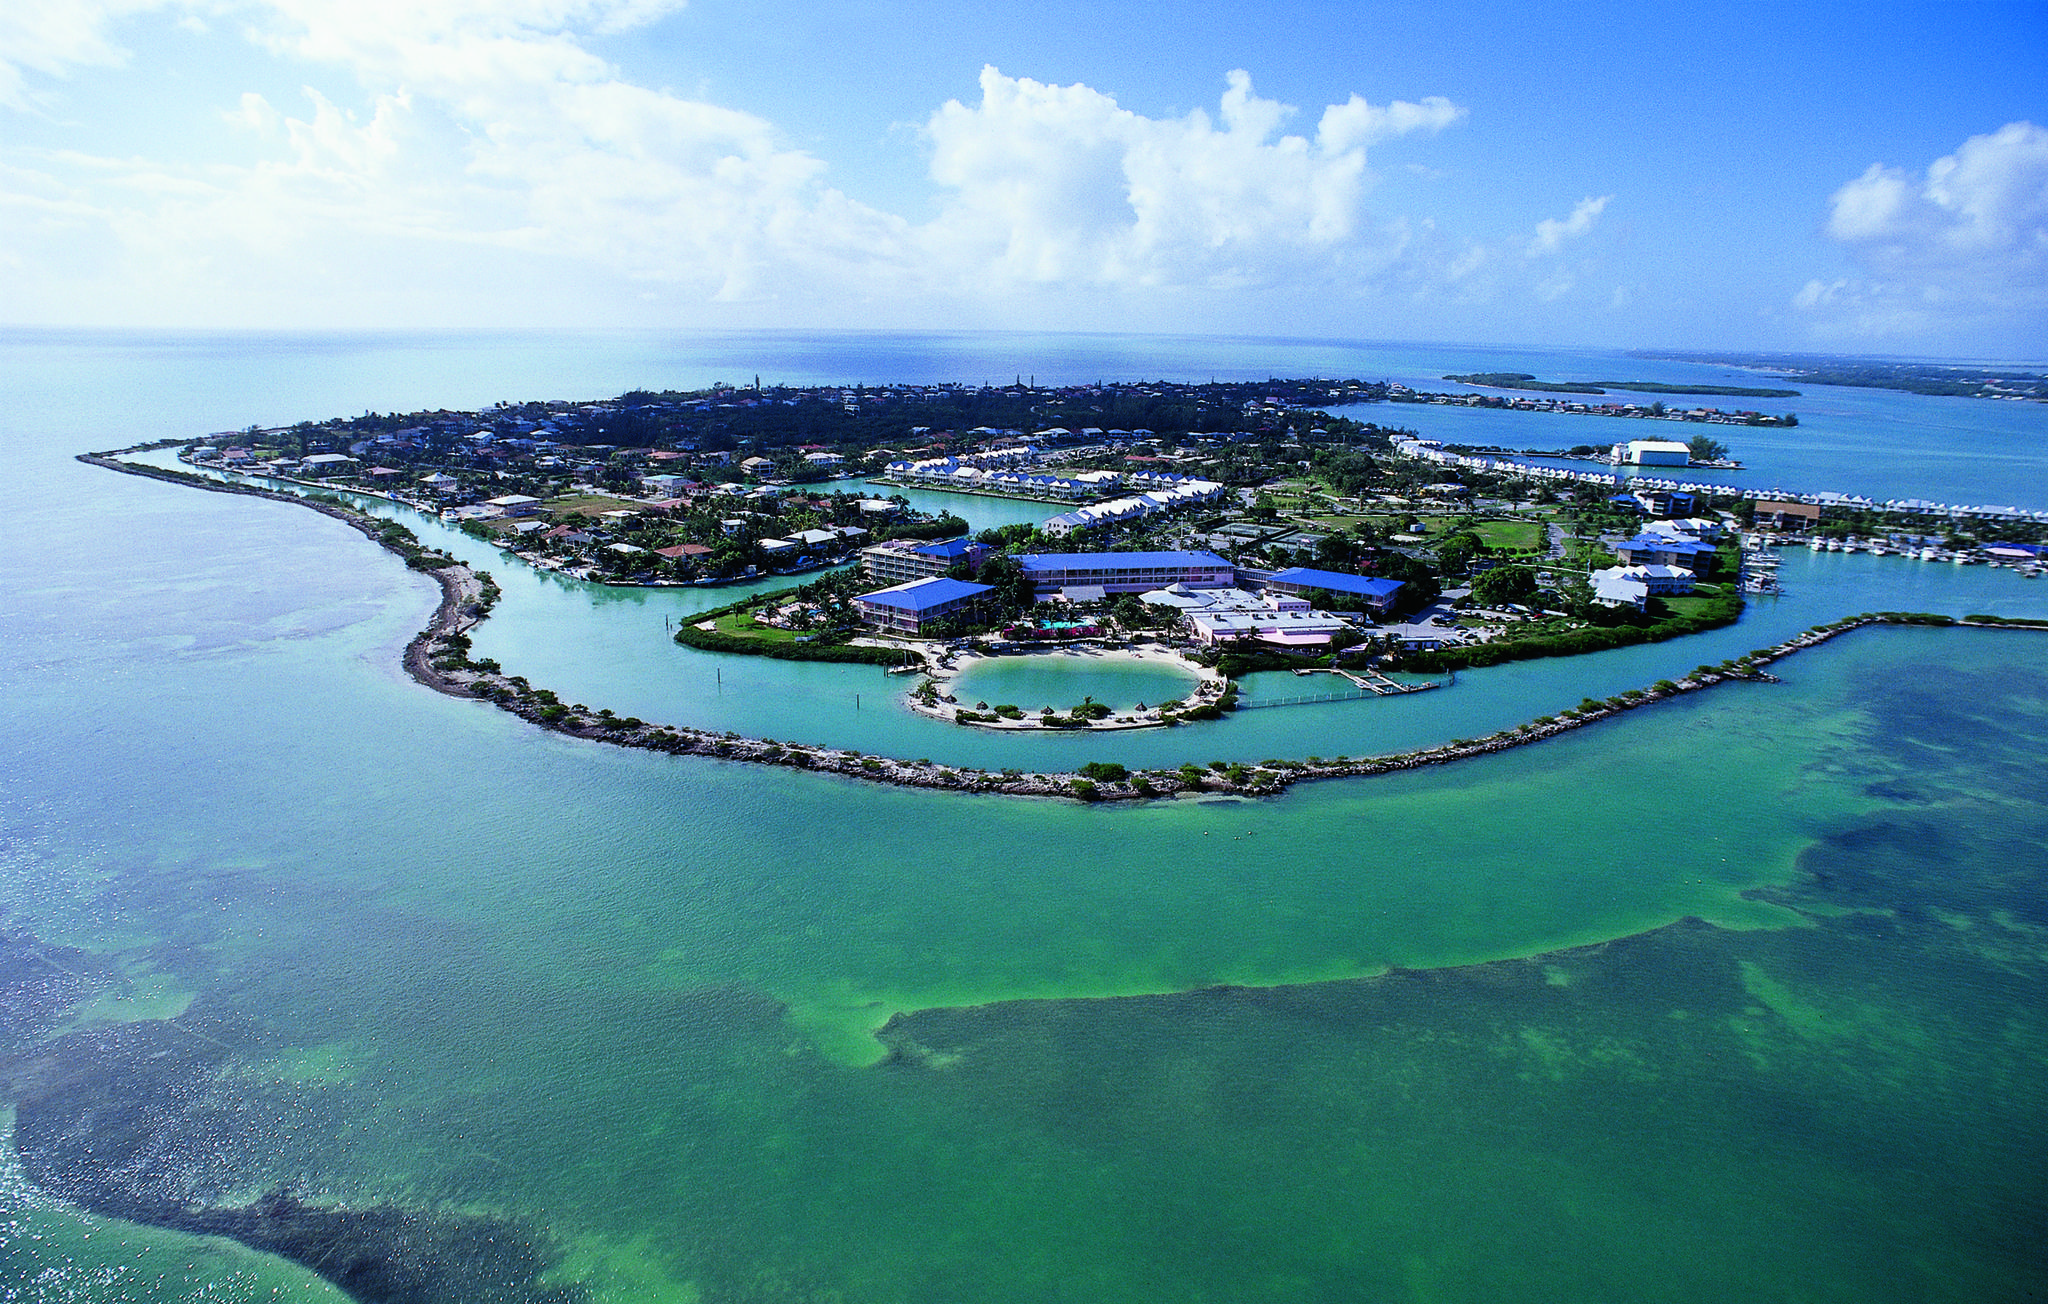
top-left (84, 447), bottom-right (2048, 803)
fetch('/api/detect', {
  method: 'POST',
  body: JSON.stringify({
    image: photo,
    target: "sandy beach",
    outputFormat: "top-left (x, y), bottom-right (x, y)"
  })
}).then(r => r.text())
top-left (907, 643), bottom-right (1225, 730)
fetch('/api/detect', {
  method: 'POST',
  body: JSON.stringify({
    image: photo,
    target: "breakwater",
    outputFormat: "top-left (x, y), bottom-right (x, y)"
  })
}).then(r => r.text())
top-left (84, 447), bottom-right (2048, 803)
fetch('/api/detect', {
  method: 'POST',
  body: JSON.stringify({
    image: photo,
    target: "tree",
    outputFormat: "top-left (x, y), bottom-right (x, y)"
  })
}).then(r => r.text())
top-left (1686, 434), bottom-right (1730, 462)
top-left (1434, 531), bottom-right (1482, 575)
top-left (975, 554), bottom-right (1037, 616)
top-left (1314, 532), bottom-right (1358, 567)
top-left (1471, 564), bottom-right (1537, 607)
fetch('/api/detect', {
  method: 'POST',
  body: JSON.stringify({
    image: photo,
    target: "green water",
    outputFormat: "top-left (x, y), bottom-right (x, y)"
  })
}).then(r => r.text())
top-left (4, 332), bottom-right (2045, 1303)
top-left (946, 652), bottom-right (1199, 715)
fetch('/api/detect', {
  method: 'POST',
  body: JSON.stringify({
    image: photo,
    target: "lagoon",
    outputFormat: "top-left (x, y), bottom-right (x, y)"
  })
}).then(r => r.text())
top-left (946, 648), bottom-right (1201, 716)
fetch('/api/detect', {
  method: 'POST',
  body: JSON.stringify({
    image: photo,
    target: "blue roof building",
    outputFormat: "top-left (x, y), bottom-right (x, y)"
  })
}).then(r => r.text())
top-left (854, 577), bottom-right (995, 634)
top-left (1615, 533), bottom-right (1718, 573)
top-left (1016, 551), bottom-right (1235, 597)
top-left (1263, 567), bottom-right (1405, 614)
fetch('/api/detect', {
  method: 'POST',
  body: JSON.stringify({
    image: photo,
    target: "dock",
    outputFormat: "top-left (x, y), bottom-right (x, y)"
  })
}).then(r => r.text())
top-left (1239, 668), bottom-right (1441, 710)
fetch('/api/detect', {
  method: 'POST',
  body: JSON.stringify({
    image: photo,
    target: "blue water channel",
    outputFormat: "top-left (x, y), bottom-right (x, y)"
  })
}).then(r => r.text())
top-left (136, 450), bottom-right (2047, 774)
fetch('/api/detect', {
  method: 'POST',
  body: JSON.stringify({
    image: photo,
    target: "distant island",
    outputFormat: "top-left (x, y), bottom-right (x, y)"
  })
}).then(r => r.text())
top-left (1444, 373), bottom-right (1802, 399)
top-left (1629, 353), bottom-right (2048, 402)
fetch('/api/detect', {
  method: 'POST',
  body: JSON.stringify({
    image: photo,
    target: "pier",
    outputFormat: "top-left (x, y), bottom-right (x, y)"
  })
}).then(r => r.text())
top-left (1239, 668), bottom-right (1441, 709)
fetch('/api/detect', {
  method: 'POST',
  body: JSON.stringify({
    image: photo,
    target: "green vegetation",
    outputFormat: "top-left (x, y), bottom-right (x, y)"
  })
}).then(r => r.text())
top-left (1402, 585), bottom-right (1745, 672)
top-left (1686, 434), bottom-right (1731, 462)
top-left (672, 589), bottom-right (916, 667)
top-left (1444, 372), bottom-right (1799, 398)
top-left (1633, 352), bottom-right (2046, 400)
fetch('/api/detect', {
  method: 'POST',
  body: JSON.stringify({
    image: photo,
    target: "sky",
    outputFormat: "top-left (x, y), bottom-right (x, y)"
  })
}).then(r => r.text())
top-left (2, 0), bottom-right (2044, 357)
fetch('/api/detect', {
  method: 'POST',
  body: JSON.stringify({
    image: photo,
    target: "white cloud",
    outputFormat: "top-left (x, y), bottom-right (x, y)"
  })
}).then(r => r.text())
top-left (1528, 195), bottom-right (1609, 255)
top-left (1800, 122), bottom-right (2048, 341)
top-left (0, 0), bottom-right (168, 110)
top-left (0, 4), bottom-right (1482, 325)
top-left (918, 67), bottom-right (1461, 292)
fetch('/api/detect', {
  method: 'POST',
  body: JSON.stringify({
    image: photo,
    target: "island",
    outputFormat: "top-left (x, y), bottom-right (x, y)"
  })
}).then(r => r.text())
top-left (1443, 372), bottom-right (1802, 399)
top-left (81, 373), bottom-right (2048, 801)
top-left (1629, 352), bottom-right (2048, 402)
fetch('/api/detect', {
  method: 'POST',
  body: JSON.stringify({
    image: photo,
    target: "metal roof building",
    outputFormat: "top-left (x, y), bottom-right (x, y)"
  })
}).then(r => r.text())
top-left (1263, 567), bottom-right (1406, 613)
top-left (1016, 551), bottom-right (1235, 597)
top-left (854, 577), bottom-right (995, 634)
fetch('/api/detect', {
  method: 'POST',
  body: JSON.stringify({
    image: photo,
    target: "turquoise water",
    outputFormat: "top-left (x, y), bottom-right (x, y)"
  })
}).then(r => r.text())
top-left (1333, 343), bottom-right (2048, 511)
top-left (1, 330), bottom-right (2044, 1303)
top-left (944, 653), bottom-right (1197, 716)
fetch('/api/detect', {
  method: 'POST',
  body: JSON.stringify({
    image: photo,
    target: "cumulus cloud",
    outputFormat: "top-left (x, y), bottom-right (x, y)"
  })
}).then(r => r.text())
top-left (1799, 122), bottom-right (2048, 339)
top-left (1528, 195), bottom-right (1609, 255)
top-left (0, 3), bottom-right (1480, 324)
top-left (919, 67), bottom-right (1461, 291)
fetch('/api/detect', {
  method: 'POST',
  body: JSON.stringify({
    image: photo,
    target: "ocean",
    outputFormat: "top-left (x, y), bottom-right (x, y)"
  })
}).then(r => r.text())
top-left (0, 329), bottom-right (2043, 1303)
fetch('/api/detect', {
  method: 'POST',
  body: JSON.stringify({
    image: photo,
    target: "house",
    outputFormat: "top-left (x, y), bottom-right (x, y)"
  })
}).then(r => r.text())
top-left (300, 453), bottom-right (358, 475)
top-left (853, 577), bottom-right (995, 634)
top-left (420, 472), bottom-right (460, 493)
top-left (484, 494), bottom-right (543, 517)
top-left (655, 543), bottom-right (713, 561)
top-left (740, 456), bottom-right (776, 474)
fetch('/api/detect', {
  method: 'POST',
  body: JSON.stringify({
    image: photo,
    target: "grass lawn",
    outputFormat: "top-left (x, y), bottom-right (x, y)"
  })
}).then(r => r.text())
top-left (545, 492), bottom-right (646, 516)
top-left (1658, 593), bottom-right (1720, 619)
top-left (1472, 519), bottom-right (1545, 551)
top-left (711, 609), bottom-right (806, 644)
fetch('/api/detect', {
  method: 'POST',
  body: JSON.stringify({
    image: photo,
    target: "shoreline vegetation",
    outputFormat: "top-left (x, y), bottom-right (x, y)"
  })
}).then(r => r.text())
top-left (1628, 351), bottom-right (2048, 402)
top-left (83, 447), bottom-right (2048, 803)
top-left (1443, 372), bottom-right (1802, 399)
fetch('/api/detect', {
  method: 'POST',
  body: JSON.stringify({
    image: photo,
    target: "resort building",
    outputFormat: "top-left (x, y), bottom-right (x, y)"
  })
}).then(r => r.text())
top-left (1651, 516), bottom-right (1724, 542)
top-left (1260, 567), bottom-right (1406, 616)
top-left (1614, 531), bottom-right (1718, 574)
top-left (859, 537), bottom-right (988, 585)
top-left (1187, 604), bottom-right (1359, 648)
top-left (1610, 488), bottom-right (1698, 516)
top-left (1015, 550), bottom-right (1235, 600)
top-left (1590, 563), bottom-right (1697, 610)
top-left (1140, 584), bottom-right (1358, 648)
top-left (854, 577), bottom-right (994, 634)
top-left (1754, 499), bottom-right (1824, 528)
top-left (1040, 479), bottom-right (1227, 538)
